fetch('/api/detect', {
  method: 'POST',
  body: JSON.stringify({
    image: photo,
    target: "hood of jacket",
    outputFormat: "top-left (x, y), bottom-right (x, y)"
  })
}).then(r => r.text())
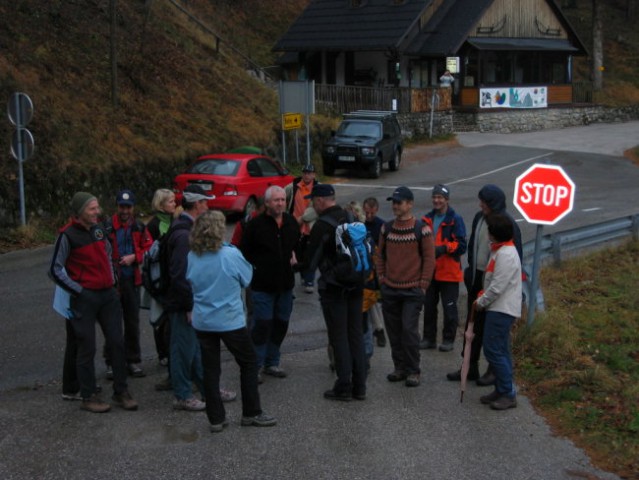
top-left (478, 184), bottom-right (506, 213)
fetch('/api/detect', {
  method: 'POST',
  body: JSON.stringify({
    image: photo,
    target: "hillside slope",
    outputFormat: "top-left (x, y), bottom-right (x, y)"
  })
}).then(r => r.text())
top-left (0, 0), bottom-right (306, 221)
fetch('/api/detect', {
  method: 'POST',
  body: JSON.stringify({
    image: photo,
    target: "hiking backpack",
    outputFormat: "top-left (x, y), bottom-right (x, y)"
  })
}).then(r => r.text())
top-left (318, 213), bottom-right (374, 288)
top-left (141, 223), bottom-right (190, 301)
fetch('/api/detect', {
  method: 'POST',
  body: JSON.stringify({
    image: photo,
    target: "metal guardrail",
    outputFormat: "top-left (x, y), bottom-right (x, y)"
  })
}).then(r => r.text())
top-left (521, 214), bottom-right (639, 313)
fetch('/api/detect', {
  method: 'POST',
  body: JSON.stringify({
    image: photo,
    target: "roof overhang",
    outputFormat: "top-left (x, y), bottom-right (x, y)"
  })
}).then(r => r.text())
top-left (467, 37), bottom-right (579, 52)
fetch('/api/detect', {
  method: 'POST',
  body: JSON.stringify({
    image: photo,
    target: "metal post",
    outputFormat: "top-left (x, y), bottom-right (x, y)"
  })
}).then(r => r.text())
top-left (295, 129), bottom-right (300, 165)
top-left (527, 224), bottom-right (544, 326)
top-left (429, 89), bottom-right (436, 138)
top-left (281, 129), bottom-right (286, 165)
top-left (14, 95), bottom-right (26, 226)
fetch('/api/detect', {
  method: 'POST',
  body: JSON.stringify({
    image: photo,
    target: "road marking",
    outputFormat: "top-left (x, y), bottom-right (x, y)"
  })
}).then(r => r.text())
top-left (333, 152), bottom-right (554, 191)
top-left (582, 207), bottom-right (602, 212)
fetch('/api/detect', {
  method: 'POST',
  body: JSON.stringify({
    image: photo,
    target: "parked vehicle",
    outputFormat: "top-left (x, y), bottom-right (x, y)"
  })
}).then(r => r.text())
top-left (173, 153), bottom-right (294, 216)
top-left (321, 110), bottom-right (403, 178)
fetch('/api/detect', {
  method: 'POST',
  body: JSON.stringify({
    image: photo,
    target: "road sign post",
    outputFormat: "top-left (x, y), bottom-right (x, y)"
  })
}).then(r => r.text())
top-left (513, 163), bottom-right (576, 325)
top-left (7, 92), bottom-right (35, 226)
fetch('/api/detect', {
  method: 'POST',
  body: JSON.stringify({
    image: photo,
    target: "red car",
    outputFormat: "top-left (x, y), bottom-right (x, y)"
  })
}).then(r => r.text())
top-left (173, 153), bottom-right (294, 216)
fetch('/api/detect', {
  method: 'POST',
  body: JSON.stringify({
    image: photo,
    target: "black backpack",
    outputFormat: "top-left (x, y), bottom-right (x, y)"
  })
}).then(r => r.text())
top-left (141, 223), bottom-right (190, 301)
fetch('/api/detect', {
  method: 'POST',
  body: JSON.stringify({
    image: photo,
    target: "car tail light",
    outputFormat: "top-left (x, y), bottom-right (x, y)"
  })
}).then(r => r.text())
top-left (222, 184), bottom-right (238, 196)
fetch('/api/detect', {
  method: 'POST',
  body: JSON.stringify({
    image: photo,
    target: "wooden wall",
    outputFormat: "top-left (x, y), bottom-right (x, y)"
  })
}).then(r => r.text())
top-left (474, 0), bottom-right (567, 39)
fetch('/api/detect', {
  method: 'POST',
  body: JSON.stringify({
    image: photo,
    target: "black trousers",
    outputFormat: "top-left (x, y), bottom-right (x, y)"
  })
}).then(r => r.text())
top-left (104, 276), bottom-right (141, 365)
top-left (423, 280), bottom-right (460, 343)
top-left (319, 286), bottom-right (367, 395)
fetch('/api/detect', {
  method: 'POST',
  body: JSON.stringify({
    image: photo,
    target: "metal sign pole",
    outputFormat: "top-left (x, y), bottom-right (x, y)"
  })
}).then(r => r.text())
top-left (13, 95), bottom-right (26, 226)
top-left (527, 224), bottom-right (544, 326)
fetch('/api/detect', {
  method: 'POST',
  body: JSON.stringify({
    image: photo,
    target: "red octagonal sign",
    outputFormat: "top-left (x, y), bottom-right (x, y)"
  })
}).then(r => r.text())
top-left (514, 164), bottom-right (576, 225)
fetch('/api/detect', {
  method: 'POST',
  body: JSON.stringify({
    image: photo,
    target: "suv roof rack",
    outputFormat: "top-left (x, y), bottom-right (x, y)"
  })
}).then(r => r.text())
top-left (343, 110), bottom-right (397, 119)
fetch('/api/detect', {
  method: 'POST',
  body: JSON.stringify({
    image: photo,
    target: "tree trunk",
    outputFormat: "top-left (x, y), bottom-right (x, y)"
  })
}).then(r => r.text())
top-left (592, 0), bottom-right (603, 91)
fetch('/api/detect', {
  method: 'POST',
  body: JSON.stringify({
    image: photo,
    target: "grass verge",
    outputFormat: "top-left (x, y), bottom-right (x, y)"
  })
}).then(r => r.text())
top-left (514, 240), bottom-right (639, 479)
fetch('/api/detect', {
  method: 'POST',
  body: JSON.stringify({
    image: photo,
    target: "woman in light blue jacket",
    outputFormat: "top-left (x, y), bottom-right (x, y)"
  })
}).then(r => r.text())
top-left (187, 210), bottom-right (276, 432)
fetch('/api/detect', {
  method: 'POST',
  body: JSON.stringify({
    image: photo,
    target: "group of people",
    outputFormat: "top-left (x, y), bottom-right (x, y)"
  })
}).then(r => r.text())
top-left (49, 171), bottom-right (524, 434)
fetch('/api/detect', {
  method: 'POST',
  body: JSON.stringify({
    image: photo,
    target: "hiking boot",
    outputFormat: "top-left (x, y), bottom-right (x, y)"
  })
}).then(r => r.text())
top-left (112, 391), bottom-right (138, 411)
top-left (263, 366), bottom-right (287, 378)
top-left (387, 370), bottom-right (407, 382)
top-left (373, 329), bottom-right (386, 347)
top-left (476, 370), bottom-right (496, 387)
top-left (210, 419), bottom-right (229, 433)
top-left (220, 388), bottom-right (237, 403)
top-left (352, 389), bottom-right (366, 401)
top-left (241, 412), bottom-right (277, 427)
top-left (405, 373), bottom-right (421, 387)
top-left (127, 363), bottom-right (146, 378)
top-left (80, 394), bottom-right (111, 413)
top-left (173, 397), bottom-right (206, 411)
top-left (61, 392), bottom-right (82, 401)
top-left (438, 341), bottom-right (454, 352)
top-left (105, 366), bottom-right (113, 381)
top-left (323, 389), bottom-right (352, 402)
top-left (490, 395), bottom-right (517, 410)
top-left (419, 339), bottom-right (437, 350)
top-left (480, 390), bottom-right (501, 405)
top-left (155, 377), bottom-right (172, 391)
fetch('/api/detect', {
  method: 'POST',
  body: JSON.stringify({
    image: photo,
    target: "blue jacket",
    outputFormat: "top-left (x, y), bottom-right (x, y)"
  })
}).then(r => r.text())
top-left (187, 245), bottom-right (253, 332)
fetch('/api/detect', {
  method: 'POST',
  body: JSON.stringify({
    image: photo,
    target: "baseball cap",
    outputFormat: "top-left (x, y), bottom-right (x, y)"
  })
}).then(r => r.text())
top-left (116, 189), bottom-right (135, 206)
top-left (183, 184), bottom-right (215, 202)
top-left (387, 186), bottom-right (414, 202)
top-left (302, 164), bottom-right (316, 173)
top-left (304, 183), bottom-right (335, 199)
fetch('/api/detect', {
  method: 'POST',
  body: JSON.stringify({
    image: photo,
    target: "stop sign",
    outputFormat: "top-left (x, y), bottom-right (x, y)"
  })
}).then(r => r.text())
top-left (514, 164), bottom-right (575, 225)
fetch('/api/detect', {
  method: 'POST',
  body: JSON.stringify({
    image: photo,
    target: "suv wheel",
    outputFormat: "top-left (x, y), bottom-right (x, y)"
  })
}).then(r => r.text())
top-left (389, 149), bottom-right (401, 171)
top-left (323, 161), bottom-right (335, 176)
top-left (369, 156), bottom-right (382, 179)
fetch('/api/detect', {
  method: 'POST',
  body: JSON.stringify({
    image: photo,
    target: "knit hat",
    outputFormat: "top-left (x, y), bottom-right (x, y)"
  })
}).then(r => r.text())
top-left (432, 184), bottom-right (450, 199)
top-left (71, 192), bottom-right (97, 217)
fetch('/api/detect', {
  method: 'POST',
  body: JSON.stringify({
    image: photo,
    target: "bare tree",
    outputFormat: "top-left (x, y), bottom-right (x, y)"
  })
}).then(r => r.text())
top-left (591, 0), bottom-right (603, 91)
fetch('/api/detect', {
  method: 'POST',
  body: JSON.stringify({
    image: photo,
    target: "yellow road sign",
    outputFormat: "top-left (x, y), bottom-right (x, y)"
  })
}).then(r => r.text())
top-left (283, 113), bottom-right (302, 130)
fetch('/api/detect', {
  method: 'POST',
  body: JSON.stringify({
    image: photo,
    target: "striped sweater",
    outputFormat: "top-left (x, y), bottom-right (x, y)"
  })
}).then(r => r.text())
top-left (376, 217), bottom-right (435, 290)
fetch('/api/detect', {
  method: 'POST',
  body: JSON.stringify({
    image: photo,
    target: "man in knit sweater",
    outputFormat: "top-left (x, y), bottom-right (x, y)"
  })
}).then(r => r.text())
top-left (376, 186), bottom-right (435, 387)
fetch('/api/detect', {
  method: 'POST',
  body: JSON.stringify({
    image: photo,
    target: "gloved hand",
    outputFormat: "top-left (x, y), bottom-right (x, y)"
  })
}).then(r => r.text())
top-left (435, 245), bottom-right (447, 258)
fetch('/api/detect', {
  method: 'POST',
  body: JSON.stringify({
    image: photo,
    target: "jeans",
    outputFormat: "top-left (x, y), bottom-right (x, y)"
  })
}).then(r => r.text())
top-left (251, 290), bottom-right (294, 369)
top-left (69, 288), bottom-right (128, 398)
top-left (319, 286), bottom-right (367, 395)
top-left (196, 327), bottom-right (262, 425)
top-left (423, 280), bottom-right (459, 343)
top-left (169, 311), bottom-right (204, 400)
top-left (482, 311), bottom-right (516, 397)
top-left (380, 285), bottom-right (424, 375)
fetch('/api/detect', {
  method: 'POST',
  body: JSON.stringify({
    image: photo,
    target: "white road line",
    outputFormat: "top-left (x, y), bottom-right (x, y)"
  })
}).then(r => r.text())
top-left (582, 207), bottom-right (602, 212)
top-left (333, 152), bottom-right (554, 191)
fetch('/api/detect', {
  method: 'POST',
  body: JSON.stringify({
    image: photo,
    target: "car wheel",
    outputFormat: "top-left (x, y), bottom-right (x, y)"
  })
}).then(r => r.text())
top-left (369, 156), bottom-right (382, 179)
top-left (323, 161), bottom-right (335, 176)
top-left (244, 196), bottom-right (257, 218)
top-left (389, 149), bottom-right (401, 171)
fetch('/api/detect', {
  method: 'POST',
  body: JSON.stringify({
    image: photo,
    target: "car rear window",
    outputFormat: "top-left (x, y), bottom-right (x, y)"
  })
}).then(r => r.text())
top-left (189, 159), bottom-right (240, 176)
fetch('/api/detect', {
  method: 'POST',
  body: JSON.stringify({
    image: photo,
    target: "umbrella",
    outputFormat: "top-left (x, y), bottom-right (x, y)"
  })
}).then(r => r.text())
top-left (460, 302), bottom-right (476, 403)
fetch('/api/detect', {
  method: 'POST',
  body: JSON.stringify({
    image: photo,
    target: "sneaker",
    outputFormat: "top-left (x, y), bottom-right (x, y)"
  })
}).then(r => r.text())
top-left (112, 391), bottom-right (138, 411)
top-left (438, 341), bottom-right (454, 352)
top-left (480, 390), bottom-right (501, 405)
top-left (105, 366), bottom-right (113, 381)
top-left (80, 394), bottom-right (111, 413)
top-left (159, 357), bottom-right (169, 367)
top-left (128, 363), bottom-right (146, 378)
top-left (373, 329), bottom-right (386, 347)
top-left (61, 392), bottom-right (82, 401)
top-left (419, 339), bottom-right (437, 350)
top-left (263, 366), bottom-right (287, 378)
top-left (241, 412), bottom-right (277, 427)
top-left (155, 377), bottom-right (172, 391)
top-left (323, 389), bottom-right (352, 402)
top-left (173, 397), bottom-right (206, 411)
top-left (490, 395), bottom-right (517, 410)
top-left (405, 373), bottom-right (421, 387)
top-left (386, 370), bottom-right (407, 382)
top-left (219, 388), bottom-right (237, 403)
top-left (304, 283), bottom-right (314, 294)
top-left (210, 419), bottom-right (229, 433)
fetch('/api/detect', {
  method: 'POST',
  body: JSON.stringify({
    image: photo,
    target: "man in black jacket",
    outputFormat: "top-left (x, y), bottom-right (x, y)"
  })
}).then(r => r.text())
top-left (302, 184), bottom-right (367, 401)
top-left (241, 185), bottom-right (300, 381)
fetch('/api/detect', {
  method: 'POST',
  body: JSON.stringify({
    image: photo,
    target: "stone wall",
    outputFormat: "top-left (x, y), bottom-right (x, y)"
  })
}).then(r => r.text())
top-left (397, 105), bottom-right (639, 136)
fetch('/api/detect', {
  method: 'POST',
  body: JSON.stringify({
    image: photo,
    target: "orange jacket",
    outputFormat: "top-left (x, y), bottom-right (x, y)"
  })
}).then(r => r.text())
top-left (422, 207), bottom-right (467, 283)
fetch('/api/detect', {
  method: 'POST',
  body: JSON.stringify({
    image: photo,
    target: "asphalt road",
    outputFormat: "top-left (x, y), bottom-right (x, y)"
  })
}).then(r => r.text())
top-left (1, 121), bottom-right (637, 479)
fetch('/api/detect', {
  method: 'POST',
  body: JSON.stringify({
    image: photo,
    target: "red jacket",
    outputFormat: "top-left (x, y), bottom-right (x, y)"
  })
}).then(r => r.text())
top-left (106, 215), bottom-right (153, 286)
top-left (422, 207), bottom-right (467, 283)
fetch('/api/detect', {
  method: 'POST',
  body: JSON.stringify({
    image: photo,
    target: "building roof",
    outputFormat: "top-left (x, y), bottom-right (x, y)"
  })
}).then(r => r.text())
top-left (274, 0), bottom-right (430, 52)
